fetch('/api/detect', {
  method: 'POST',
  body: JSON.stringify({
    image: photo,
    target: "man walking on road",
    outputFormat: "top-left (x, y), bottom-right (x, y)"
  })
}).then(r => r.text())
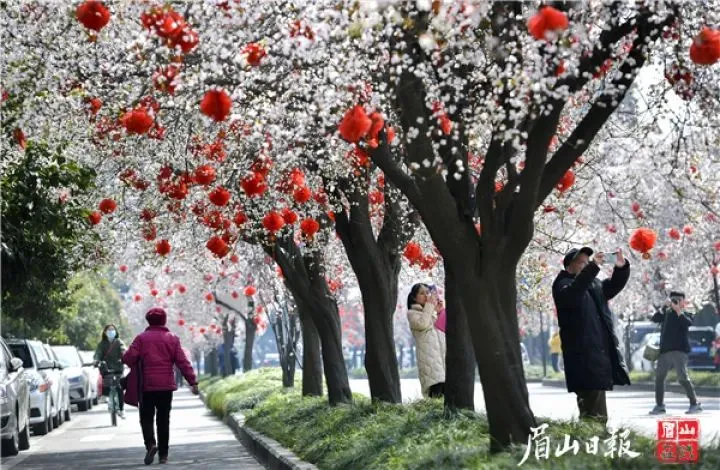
top-left (649, 292), bottom-right (703, 415)
top-left (553, 247), bottom-right (632, 426)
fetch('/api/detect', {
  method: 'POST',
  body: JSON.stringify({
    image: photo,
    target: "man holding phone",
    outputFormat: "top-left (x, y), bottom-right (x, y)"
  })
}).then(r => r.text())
top-left (649, 292), bottom-right (702, 414)
top-left (552, 246), bottom-right (631, 425)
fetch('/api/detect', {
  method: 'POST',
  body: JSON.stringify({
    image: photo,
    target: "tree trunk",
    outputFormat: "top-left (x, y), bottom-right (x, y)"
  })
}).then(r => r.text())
top-left (223, 319), bottom-right (235, 377)
top-left (243, 315), bottom-right (257, 373)
top-left (295, 295), bottom-right (323, 396)
top-left (362, 293), bottom-right (402, 403)
top-left (443, 264), bottom-right (476, 412)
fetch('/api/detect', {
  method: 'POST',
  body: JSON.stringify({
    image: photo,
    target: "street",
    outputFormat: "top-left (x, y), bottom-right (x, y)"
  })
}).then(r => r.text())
top-left (350, 379), bottom-right (720, 446)
top-left (1, 389), bottom-right (263, 469)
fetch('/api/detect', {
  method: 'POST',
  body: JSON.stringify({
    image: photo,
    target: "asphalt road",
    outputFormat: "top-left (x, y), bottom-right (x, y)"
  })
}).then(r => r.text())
top-left (350, 379), bottom-right (720, 446)
top-left (1, 389), bottom-right (263, 469)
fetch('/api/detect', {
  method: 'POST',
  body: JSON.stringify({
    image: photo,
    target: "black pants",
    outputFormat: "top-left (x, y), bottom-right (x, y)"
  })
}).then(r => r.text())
top-left (140, 391), bottom-right (173, 457)
top-left (428, 382), bottom-right (445, 398)
top-left (575, 390), bottom-right (607, 425)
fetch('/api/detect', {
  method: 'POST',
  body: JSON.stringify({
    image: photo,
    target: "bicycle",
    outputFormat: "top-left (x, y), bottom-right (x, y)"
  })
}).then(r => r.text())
top-left (98, 361), bottom-right (123, 427)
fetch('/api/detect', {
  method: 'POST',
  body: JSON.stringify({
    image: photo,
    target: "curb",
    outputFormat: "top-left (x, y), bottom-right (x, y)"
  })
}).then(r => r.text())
top-left (542, 379), bottom-right (720, 397)
top-left (199, 391), bottom-right (318, 470)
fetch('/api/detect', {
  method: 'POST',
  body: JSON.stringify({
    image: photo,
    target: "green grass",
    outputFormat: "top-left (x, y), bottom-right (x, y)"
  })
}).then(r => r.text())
top-left (200, 369), bottom-right (720, 469)
top-left (545, 370), bottom-right (720, 387)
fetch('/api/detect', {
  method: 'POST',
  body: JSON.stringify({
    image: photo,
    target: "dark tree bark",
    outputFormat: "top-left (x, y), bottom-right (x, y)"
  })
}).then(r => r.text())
top-left (267, 238), bottom-right (352, 404)
top-left (214, 296), bottom-right (255, 374)
top-left (330, 179), bottom-right (416, 403)
top-left (223, 318), bottom-right (235, 377)
top-left (294, 294), bottom-right (323, 396)
top-left (243, 313), bottom-right (257, 373)
top-left (443, 264), bottom-right (476, 412)
top-left (371, 3), bottom-right (676, 451)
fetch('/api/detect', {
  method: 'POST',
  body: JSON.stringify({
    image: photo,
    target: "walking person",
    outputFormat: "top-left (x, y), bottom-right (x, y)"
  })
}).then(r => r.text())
top-left (649, 292), bottom-right (703, 414)
top-left (552, 247), bottom-right (631, 425)
top-left (94, 324), bottom-right (127, 418)
top-left (123, 308), bottom-right (199, 465)
top-left (407, 284), bottom-right (446, 398)
top-left (548, 330), bottom-right (562, 373)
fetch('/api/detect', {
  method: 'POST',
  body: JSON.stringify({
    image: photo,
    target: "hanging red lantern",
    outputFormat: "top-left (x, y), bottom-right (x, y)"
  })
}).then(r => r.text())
top-left (244, 286), bottom-right (256, 296)
top-left (200, 89), bottom-right (232, 122)
top-left (240, 172), bottom-right (267, 197)
top-left (134, 294), bottom-right (143, 302)
top-left (88, 211), bottom-right (102, 225)
top-left (76, 1), bottom-right (111, 32)
top-left (242, 42), bottom-right (267, 66)
top-left (281, 208), bottom-right (298, 225)
top-left (338, 105), bottom-right (372, 143)
top-left (293, 186), bottom-right (312, 204)
top-left (98, 198), bottom-right (117, 214)
top-left (177, 284), bottom-right (187, 294)
top-left (556, 170), bottom-right (576, 193)
top-left (668, 228), bottom-right (681, 240)
top-left (527, 6), bottom-right (569, 41)
top-left (300, 218), bottom-right (320, 238)
top-left (155, 239), bottom-right (171, 256)
top-left (404, 242), bottom-right (423, 264)
top-left (262, 211), bottom-right (285, 233)
top-left (208, 186), bottom-right (231, 206)
top-left (119, 264), bottom-right (128, 273)
top-left (629, 227), bottom-right (657, 259)
top-left (689, 27), bottom-right (720, 66)
top-left (121, 107), bottom-right (154, 135)
top-left (178, 319), bottom-right (186, 326)
top-left (206, 235), bottom-right (230, 258)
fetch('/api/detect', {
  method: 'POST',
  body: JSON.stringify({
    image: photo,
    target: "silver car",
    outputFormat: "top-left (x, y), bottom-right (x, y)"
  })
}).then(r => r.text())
top-left (42, 344), bottom-right (72, 424)
top-left (1, 338), bottom-right (31, 456)
top-left (78, 350), bottom-right (100, 406)
top-left (51, 346), bottom-right (92, 412)
top-left (6, 340), bottom-right (54, 435)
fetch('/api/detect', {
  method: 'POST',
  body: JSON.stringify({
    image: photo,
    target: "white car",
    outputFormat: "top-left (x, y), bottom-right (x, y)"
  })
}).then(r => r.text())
top-left (78, 351), bottom-right (100, 405)
top-left (42, 344), bottom-right (71, 424)
top-left (6, 340), bottom-right (54, 435)
top-left (51, 346), bottom-right (92, 412)
top-left (632, 332), bottom-right (661, 372)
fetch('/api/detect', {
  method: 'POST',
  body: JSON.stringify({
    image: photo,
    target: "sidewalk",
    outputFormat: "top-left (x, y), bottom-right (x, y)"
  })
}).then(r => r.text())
top-left (2, 389), bottom-right (264, 469)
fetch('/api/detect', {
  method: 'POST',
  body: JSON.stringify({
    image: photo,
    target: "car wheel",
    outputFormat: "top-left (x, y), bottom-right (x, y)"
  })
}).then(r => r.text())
top-left (57, 406), bottom-right (64, 426)
top-left (64, 407), bottom-right (71, 422)
top-left (18, 418), bottom-right (30, 451)
top-left (77, 400), bottom-right (88, 412)
top-left (47, 413), bottom-right (54, 433)
top-left (52, 400), bottom-right (61, 428)
top-left (1, 411), bottom-right (20, 457)
top-left (93, 396), bottom-right (99, 406)
top-left (33, 418), bottom-right (50, 436)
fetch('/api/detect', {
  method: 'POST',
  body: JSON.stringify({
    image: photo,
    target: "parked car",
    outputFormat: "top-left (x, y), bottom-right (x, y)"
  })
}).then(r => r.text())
top-left (42, 344), bottom-right (71, 423)
top-left (261, 353), bottom-right (280, 367)
top-left (6, 339), bottom-right (55, 435)
top-left (631, 332), bottom-right (660, 372)
top-left (688, 327), bottom-right (716, 370)
top-left (626, 321), bottom-right (661, 356)
top-left (78, 350), bottom-right (100, 405)
top-left (51, 346), bottom-right (92, 412)
top-left (520, 343), bottom-right (530, 367)
top-left (1, 338), bottom-right (31, 456)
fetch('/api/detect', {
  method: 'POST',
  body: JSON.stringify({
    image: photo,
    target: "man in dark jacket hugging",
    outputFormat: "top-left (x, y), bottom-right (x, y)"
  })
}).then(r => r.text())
top-left (553, 247), bottom-right (631, 426)
top-left (649, 292), bottom-right (702, 415)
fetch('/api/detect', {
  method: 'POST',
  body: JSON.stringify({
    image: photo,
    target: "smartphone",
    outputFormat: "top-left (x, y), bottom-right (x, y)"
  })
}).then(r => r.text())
top-left (605, 252), bottom-right (618, 265)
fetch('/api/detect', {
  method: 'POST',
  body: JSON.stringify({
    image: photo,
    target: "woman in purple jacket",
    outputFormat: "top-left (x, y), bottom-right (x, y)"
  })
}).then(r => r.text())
top-left (123, 307), bottom-right (198, 465)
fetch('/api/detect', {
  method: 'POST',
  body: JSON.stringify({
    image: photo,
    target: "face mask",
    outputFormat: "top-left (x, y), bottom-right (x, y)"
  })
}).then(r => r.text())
top-left (106, 330), bottom-right (117, 340)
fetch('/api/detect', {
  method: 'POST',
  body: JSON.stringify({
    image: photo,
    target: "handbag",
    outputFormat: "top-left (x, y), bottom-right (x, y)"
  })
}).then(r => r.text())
top-left (643, 343), bottom-right (660, 362)
top-left (434, 308), bottom-right (446, 333)
top-left (123, 359), bottom-right (144, 407)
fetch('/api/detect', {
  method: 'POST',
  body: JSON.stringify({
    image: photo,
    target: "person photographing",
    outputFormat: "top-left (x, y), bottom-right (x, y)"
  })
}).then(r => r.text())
top-left (649, 292), bottom-right (702, 415)
top-left (552, 247), bottom-right (631, 425)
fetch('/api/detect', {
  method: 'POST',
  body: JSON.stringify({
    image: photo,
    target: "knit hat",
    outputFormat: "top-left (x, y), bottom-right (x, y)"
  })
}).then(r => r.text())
top-left (146, 307), bottom-right (167, 326)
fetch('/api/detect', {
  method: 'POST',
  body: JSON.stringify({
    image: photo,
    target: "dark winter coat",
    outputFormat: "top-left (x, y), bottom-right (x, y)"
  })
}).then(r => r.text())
top-left (651, 307), bottom-right (693, 353)
top-left (94, 338), bottom-right (126, 373)
top-left (552, 261), bottom-right (631, 393)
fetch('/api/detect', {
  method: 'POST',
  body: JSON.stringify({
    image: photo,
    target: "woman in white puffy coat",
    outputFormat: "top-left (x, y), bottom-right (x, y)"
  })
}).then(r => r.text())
top-left (407, 283), bottom-right (446, 398)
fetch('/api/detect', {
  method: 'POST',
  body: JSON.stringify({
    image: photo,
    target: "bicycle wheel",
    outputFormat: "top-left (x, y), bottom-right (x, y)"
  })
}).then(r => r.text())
top-left (108, 387), bottom-right (118, 427)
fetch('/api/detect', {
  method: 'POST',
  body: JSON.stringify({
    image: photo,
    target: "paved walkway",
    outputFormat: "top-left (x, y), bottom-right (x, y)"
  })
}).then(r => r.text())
top-left (2, 389), bottom-right (264, 469)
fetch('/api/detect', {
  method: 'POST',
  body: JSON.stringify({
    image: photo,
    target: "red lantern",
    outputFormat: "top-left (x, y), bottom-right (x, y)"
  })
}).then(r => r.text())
top-left (199, 327), bottom-right (207, 334)
top-left (121, 107), bottom-right (154, 135)
top-left (404, 242), bottom-right (423, 264)
top-left (142, 224), bottom-right (157, 241)
top-left (263, 211), bottom-right (285, 233)
top-left (338, 105), bottom-right (372, 143)
top-left (177, 284), bottom-right (187, 294)
top-left (682, 225), bottom-right (694, 235)
top-left (134, 294), bottom-right (143, 302)
top-left (668, 228), bottom-right (681, 240)
top-left (205, 293), bottom-right (214, 302)
top-left (233, 210), bottom-right (248, 227)
top-left (281, 208), bottom-right (298, 225)
top-left (208, 186), bottom-right (231, 206)
top-left (240, 172), bottom-right (267, 197)
top-left (231, 291), bottom-right (239, 299)
top-left (178, 319), bottom-right (186, 326)
top-left (242, 43), bottom-right (267, 66)
top-left (527, 6), bottom-right (569, 41)
top-left (98, 198), bottom-right (117, 214)
top-left (714, 241), bottom-right (720, 252)
top-left (200, 89), bottom-right (232, 122)
top-left (230, 254), bottom-right (239, 263)
top-left (206, 235), bottom-right (230, 258)
top-left (556, 170), bottom-right (575, 193)
top-left (244, 286), bottom-right (256, 296)
top-left (629, 227), bottom-right (657, 259)
top-left (88, 211), bottom-right (102, 225)
top-left (155, 239), bottom-right (171, 256)
top-left (119, 264), bottom-right (128, 273)
top-left (194, 165), bottom-right (216, 185)
top-left (150, 289), bottom-right (159, 297)
top-left (87, 97), bottom-right (102, 115)
top-left (76, 1), bottom-right (111, 32)
top-left (293, 186), bottom-right (312, 204)
top-left (689, 27), bottom-right (720, 66)
top-left (300, 218), bottom-right (320, 238)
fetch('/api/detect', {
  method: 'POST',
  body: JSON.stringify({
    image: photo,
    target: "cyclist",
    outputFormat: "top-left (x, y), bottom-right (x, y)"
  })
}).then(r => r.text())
top-left (94, 324), bottom-right (127, 418)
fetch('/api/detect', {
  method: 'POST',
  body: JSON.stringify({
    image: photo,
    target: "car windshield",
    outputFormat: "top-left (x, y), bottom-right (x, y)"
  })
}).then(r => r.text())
top-left (52, 347), bottom-right (82, 368)
top-left (8, 344), bottom-right (33, 368)
top-left (688, 331), bottom-right (713, 347)
top-left (78, 351), bottom-right (94, 364)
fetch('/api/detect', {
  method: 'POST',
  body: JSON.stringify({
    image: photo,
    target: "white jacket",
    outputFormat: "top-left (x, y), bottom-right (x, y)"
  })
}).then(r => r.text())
top-left (408, 303), bottom-right (446, 396)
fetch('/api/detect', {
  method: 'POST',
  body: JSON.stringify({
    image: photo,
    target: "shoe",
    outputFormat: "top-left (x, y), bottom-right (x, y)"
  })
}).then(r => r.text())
top-left (649, 405), bottom-right (666, 415)
top-left (686, 403), bottom-right (703, 414)
top-left (144, 445), bottom-right (158, 465)
top-left (159, 457), bottom-right (168, 464)
top-left (118, 410), bottom-right (125, 419)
